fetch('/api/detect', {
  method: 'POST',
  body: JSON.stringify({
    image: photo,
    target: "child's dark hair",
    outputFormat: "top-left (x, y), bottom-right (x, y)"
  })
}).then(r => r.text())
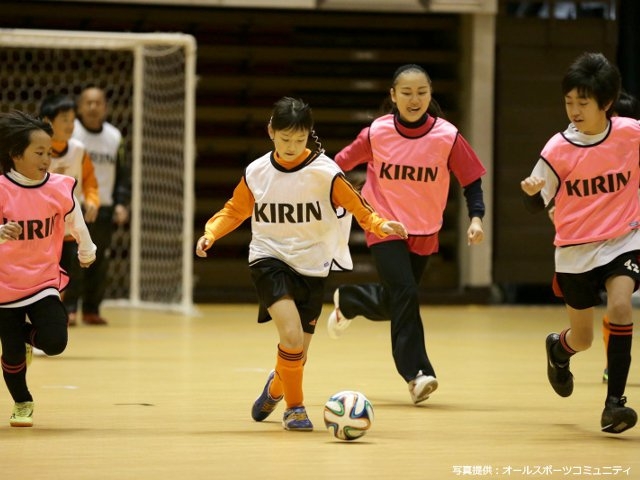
top-left (391, 64), bottom-right (431, 89)
top-left (614, 90), bottom-right (640, 119)
top-left (39, 93), bottom-right (76, 120)
top-left (0, 110), bottom-right (53, 174)
top-left (562, 52), bottom-right (621, 117)
top-left (270, 96), bottom-right (323, 153)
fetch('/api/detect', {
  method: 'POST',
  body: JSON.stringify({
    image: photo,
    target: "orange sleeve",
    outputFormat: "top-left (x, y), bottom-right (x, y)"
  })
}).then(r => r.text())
top-left (331, 174), bottom-right (389, 238)
top-left (81, 152), bottom-right (100, 208)
top-left (202, 177), bottom-right (254, 246)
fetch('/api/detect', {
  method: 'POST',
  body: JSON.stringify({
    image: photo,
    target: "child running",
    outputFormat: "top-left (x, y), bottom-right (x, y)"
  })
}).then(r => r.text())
top-left (325, 64), bottom-right (486, 404)
top-left (0, 110), bottom-right (96, 427)
top-left (195, 97), bottom-right (407, 431)
top-left (521, 52), bottom-right (639, 434)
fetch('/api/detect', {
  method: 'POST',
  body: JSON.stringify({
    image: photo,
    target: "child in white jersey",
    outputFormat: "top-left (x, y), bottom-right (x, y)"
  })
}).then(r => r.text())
top-left (521, 52), bottom-right (640, 434)
top-left (0, 110), bottom-right (96, 427)
top-left (195, 97), bottom-right (407, 431)
top-left (70, 85), bottom-right (130, 326)
top-left (325, 64), bottom-right (486, 404)
top-left (40, 93), bottom-right (101, 326)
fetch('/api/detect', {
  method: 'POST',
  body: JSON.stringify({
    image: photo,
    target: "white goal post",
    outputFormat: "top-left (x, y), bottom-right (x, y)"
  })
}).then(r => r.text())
top-left (0, 28), bottom-right (197, 313)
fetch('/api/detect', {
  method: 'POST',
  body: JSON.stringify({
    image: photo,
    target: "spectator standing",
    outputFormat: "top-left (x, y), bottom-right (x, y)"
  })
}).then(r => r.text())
top-left (70, 86), bottom-right (130, 325)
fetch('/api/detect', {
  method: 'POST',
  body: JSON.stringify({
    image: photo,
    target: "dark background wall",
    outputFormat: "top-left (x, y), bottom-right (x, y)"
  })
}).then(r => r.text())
top-left (1, 0), bottom-right (636, 304)
top-left (0, 0), bottom-right (467, 303)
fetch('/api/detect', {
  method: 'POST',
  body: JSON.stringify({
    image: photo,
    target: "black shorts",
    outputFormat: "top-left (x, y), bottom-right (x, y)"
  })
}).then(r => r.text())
top-left (553, 251), bottom-right (640, 310)
top-left (249, 258), bottom-right (326, 334)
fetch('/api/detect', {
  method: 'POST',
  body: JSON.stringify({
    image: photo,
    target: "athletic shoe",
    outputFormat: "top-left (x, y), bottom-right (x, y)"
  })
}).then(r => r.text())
top-left (408, 370), bottom-right (438, 404)
top-left (545, 333), bottom-right (573, 397)
top-left (602, 368), bottom-right (608, 383)
top-left (10, 401), bottom-right (34, 427)
top-left (33, 347), bottom-right (45, 357)
top-left (82, 313), bottom-right (108, 325)
top-left (601, 396), bottom-right (637, 434)
top-left (25, 344), bottom-right (33, 367)
top-left (251, 370), bottom-right (283, 421)
top-left (67, 312), bottom-right (77, 327)
top-left (282, 406), bottom-right (313, 431)
top-left (327, 289), bottom-right (351, 340)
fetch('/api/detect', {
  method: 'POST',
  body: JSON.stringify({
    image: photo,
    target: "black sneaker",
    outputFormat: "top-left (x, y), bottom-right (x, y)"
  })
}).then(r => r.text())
top-left (545, 333), bottom-right (574, 397)
top-left (601, 396), bottom-right (637, 434)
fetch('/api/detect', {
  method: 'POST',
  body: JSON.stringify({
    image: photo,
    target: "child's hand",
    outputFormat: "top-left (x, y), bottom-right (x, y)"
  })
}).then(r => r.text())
top-left (0, 221), bottom-right (22, 241)
top-left (382, 221), bottom-right (408, 239)
top-left (520, 176), bottom-right (545, 196)
top-left (84, 204), bottom-right (99, 223)
top-left (79, 258), bottom-right (96, 268)
top-left (467, 217), bottom-right (484, 245)
top-left (195, 236), bottom-right (212, 258)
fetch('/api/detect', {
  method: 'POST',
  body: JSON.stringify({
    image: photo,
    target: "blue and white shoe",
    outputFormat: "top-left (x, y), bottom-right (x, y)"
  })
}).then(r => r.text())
top-left (282, 406), bottom-right (313, 431)
top-left (251, 370), bottom-right (283, 422)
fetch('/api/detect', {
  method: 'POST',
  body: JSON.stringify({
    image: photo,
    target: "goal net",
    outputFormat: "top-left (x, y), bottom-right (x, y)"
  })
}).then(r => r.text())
top-left (0, 29), bottom-right (197, 313)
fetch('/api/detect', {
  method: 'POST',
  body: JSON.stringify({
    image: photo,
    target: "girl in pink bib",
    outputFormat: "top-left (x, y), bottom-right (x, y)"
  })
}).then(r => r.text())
top-left (0, 111), bottom-right (96, 427)
top-left (326, 64), bottom-right (487, 404)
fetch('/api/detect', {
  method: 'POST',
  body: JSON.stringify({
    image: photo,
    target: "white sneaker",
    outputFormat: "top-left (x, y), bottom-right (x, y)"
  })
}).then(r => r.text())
top-left (408, 371), bottom-right (438, 404)
top-left (327, 289), bottom-right (352, 339)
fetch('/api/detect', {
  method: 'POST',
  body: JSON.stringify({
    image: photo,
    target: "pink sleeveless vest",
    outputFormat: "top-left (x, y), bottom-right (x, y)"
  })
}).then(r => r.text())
top-left (364, 114), bottom-right (458, 234)
top-left (0, 173), bottom-right (76, 303)
top-left (543, 117), bottom-right (640, 246)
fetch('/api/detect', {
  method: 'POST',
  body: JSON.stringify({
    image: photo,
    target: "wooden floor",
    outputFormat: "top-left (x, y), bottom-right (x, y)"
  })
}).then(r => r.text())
top-left (2, 304), bottom-right (639, 479)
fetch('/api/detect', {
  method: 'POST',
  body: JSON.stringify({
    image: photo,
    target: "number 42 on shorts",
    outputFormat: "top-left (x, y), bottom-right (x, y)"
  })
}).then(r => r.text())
top-left (624, 259), bottom-right (640, 273)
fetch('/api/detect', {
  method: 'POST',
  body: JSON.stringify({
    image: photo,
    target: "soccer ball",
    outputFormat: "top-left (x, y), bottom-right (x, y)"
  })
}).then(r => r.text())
top-left (323, 390), bottom-right (374, 441)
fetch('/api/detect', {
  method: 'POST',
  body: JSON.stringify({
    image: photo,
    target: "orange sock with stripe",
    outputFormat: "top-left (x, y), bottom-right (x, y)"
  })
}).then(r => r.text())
top-left (606, 322), bottom-right (633, 398)
top-left (272, 344), bottom-right (304, 409)
top-left (269, 369), bottom-right (284, 400)
top-left (270, 350), bottom-right (307, 400)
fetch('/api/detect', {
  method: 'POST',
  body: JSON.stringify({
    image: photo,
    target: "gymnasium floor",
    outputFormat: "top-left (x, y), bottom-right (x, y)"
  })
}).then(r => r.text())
top-left (1, 304), bottom-right (638, 479)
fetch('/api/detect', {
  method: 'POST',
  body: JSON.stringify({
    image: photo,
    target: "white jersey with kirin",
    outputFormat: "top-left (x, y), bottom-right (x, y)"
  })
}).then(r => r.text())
top-left (245, 152), bottom-right (352, 277)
